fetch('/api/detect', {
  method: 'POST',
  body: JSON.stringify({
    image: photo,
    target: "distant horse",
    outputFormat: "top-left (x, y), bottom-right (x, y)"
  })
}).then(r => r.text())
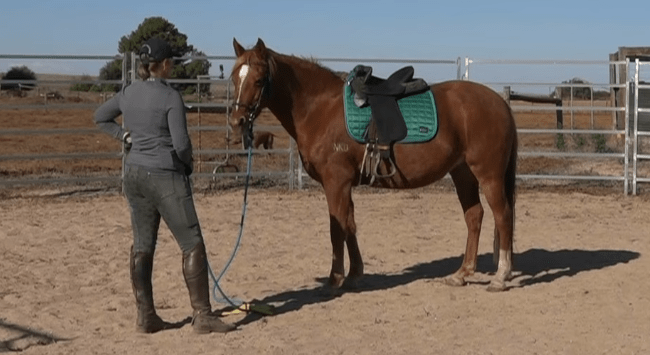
top-left (230, 38), bottom-right (518, 292)
top-left (230, 127), bottom-right (275, 150)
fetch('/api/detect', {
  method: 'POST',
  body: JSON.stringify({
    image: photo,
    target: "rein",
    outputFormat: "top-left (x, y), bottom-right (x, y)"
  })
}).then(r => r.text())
top-left (204, 78), bottom-right (274, 315)
top-left (207, 142), bottom-right (253, 308)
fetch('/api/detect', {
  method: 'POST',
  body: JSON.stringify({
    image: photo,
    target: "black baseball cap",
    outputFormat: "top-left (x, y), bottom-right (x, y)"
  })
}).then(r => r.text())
top-left (139, 37), bottom-right (174, 63)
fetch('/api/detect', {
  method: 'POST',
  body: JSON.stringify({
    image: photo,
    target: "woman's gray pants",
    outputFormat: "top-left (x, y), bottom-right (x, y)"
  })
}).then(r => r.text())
top-left (123, 165), bottom-right (203, 254)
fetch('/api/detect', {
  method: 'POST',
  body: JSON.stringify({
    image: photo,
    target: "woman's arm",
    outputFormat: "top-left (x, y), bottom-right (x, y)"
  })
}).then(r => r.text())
top-left (167, 90), bottom-right (193, 174)
top-left (93, 92), bottom-right (127, 140)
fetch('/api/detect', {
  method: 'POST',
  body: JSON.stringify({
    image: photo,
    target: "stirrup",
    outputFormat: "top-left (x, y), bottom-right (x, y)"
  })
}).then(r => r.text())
top-left (372, 145), bottom-right (397, 179)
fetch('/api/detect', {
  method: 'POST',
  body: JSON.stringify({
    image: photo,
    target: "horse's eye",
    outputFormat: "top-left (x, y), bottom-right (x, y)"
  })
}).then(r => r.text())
top-left (255, 79), bottom-right (264, 87)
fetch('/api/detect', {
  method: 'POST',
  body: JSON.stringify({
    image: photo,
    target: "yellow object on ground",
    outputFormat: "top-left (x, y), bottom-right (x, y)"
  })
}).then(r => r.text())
top-left (221, 302), bottom-right (275, 316)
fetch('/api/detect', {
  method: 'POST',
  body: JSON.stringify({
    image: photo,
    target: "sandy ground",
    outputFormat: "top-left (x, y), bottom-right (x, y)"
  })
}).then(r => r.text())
top-left (2, 85), bottom-right (649, 354)
top-left (1, 186), bottom-right (649, 354)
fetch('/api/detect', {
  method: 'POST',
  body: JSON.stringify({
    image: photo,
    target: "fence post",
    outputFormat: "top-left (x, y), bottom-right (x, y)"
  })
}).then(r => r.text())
top-left (555, 101), bottom-right (564, 129)
top-left (120, 54), bottom-right (131, 195)
top-left (463, 57), bottom-right (471, 80)
top-left (633, 59), bottom-right (640, 195)
top-left (624, 58), bottom-right (631, 195)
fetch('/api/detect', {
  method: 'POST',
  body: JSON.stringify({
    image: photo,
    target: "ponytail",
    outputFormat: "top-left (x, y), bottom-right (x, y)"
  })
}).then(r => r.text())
top-left (138, 62), bottom-right (152, 80)
top-left (138, 53), bottom-right (164, 80)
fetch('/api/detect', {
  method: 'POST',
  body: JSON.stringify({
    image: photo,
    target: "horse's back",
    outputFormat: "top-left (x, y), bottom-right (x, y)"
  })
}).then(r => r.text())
top-left (432, 80), bottom-right (512, 117)
top-left (428, 80), bottom-right (516, 172)
top-left (432, 80), bottom-right (515, 138)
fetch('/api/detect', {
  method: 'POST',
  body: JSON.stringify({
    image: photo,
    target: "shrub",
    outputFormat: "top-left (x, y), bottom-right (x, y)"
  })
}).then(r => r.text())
top-left (98, 60), bottom-right (123, 92)
top-left (70, 74), bottom-right (96, 92)
top-left (1, 65), bottom-right (37, 91)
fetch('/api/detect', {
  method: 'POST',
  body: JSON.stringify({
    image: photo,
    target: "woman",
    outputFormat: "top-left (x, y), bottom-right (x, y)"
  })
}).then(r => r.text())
top-left (94, 37), bottom-right (236, 334)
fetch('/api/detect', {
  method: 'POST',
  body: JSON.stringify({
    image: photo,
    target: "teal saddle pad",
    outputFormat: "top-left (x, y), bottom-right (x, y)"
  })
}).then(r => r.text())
top-left (343, 78), bottom-right (438, 144)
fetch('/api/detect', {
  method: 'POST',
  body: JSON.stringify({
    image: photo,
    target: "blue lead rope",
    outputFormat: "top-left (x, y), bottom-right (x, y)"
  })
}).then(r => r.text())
top-left (207, 144), bottom-right (253, 308)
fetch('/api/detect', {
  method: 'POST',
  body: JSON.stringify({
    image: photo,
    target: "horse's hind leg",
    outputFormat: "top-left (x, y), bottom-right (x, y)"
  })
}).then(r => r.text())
top-left (482, 179), bottom-right (514, 292)
top-left (445, 163), bottom-right (483, 287)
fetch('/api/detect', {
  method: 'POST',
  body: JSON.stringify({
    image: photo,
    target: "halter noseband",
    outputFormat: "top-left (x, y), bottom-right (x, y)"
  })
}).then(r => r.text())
top-left (232, 65), bottom-right (271, 124)
top-left (231, 65), bottom-right (271, 146)
top-left (239, 84), bottom-right (264, 146)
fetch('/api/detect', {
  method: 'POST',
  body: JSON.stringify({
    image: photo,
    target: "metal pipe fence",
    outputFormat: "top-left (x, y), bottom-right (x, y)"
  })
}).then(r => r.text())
top-left (464, 57), bottom-right (636, 194)
top-left (1, 54), bottom-right (127, 187)
top-left (631, 59), bottom-right (650, 195)
top-left (2, 54), bottom-right (649, 194)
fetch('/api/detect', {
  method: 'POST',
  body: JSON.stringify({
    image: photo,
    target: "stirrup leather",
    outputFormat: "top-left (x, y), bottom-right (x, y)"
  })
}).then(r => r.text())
top-left (360, 143), bottom-right (397, 185)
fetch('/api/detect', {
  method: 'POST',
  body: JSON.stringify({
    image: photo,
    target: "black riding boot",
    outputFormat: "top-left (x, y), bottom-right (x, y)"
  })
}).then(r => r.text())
top-left (130, 248), bottom-right (167, 333)
top-left (183, 243), bottom-right (237, 334)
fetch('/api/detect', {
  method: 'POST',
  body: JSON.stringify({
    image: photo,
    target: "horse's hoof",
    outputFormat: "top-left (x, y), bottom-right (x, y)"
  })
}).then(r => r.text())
top-left (341, 277), bottom-right (359, 290)
top-left (328, 273), bottom-right (345, 289)
top-left (319, 284), bottom-right (344, 298)
top-left (442, 275), bottom-right (466, 287)
top-left (486, 281), bottom-right (507, 292)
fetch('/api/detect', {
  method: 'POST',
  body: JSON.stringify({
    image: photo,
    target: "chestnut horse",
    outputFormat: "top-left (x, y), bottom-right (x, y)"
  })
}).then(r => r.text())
top-left (230, 38), bottom-right (518, 292)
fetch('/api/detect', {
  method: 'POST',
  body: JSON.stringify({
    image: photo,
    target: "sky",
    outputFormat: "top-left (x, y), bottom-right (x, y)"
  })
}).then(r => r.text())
top-left (1, 0), bottom-right (649, 88)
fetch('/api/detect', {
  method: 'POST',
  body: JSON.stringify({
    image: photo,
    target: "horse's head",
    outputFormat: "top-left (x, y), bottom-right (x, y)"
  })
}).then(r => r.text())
top-left (230, 38), bottom-right (272, 135)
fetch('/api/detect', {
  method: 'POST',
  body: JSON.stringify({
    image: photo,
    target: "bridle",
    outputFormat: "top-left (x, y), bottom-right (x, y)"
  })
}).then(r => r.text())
top-left (234, 83), bottom-right (266, 122)
top-left (231, 63), bottom-right (271, 139)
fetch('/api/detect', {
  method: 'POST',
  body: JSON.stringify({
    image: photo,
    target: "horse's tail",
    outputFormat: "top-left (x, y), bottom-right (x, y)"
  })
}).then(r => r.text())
top-left (505, 127), bottom-right (517, 231)
top-left (493, 112), bottom-right (518, 265)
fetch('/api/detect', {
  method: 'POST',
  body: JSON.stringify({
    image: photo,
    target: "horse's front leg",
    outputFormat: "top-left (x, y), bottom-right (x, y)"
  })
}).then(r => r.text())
top-left (343, 199), bottom-right (363, 289)
top-left (323, 177), bottom-right (362, 289)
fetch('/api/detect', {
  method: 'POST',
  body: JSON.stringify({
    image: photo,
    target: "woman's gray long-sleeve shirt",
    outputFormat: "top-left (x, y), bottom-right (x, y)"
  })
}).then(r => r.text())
top-left (94, 78), bottom-right (193, 174)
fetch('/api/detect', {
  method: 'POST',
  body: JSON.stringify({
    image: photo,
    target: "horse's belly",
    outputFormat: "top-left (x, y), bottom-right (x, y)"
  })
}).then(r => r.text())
top-left (371, 147), bottom-right (460, 189)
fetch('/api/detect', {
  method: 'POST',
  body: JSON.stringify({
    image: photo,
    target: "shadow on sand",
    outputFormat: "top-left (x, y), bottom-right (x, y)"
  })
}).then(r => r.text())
top-left (0, 320), bottom-right (73, 353)
top-left (233, 248), bottom-right (640, 326)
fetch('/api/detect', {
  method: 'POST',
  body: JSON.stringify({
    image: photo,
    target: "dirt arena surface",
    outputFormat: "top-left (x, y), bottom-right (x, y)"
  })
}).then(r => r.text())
top-left (1, 186), bottom-right (649, 354)
top-left (2, 81), bottom-right (649, 354)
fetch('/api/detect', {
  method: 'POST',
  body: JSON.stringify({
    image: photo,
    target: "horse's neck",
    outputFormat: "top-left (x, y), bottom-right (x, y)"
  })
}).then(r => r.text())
top-left (266, 82), bottom-right (298, 140)
top-left (267, 57), bottom-right (341, 143)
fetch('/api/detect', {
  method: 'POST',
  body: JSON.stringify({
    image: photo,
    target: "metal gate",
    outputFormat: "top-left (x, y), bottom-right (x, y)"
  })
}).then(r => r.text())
top-left (630, 59), bottom-right (650, 194)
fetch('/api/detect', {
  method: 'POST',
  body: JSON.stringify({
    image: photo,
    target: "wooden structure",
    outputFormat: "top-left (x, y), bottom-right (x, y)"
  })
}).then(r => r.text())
top-left (503, 86), bottom-right (564, 128)
top-left (609, 47), bottom-right (650, 130)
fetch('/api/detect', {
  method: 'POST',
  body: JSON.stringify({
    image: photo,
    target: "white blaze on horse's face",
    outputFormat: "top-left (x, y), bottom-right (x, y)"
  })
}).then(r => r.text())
top-left (235, 64), bottom-right (250, 111)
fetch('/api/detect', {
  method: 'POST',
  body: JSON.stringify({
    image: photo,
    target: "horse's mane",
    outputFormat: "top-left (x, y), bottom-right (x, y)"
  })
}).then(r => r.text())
top-left (267, 49), bottom-right (343, 83)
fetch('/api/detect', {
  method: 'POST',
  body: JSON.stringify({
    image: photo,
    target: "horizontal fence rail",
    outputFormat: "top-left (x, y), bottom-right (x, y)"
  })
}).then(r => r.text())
top-left (2, 54), bottom-right (649, 195)
top-left (464, 58), bottom-right (641, 194)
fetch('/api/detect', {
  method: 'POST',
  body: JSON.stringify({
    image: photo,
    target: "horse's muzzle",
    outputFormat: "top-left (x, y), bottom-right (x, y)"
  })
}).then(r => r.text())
top-left (229, 117), bottom-right (254, 148)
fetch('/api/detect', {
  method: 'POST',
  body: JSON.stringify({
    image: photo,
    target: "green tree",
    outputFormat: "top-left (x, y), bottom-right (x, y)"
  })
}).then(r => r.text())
top-left (117, 16), bottom-right (193, 58)
top-left (97, 60), bottom-right (123, 92)
top-left (100, 16), bottom-right (210, 94)
top-left (184, 49), bottom-right (212, 95)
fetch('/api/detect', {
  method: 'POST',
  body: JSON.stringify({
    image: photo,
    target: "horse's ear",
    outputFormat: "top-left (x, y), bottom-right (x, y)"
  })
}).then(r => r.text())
top-left (255, 38), bottom-right (267, 55)
top-left (233, 38), bottom-right (246, 57)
